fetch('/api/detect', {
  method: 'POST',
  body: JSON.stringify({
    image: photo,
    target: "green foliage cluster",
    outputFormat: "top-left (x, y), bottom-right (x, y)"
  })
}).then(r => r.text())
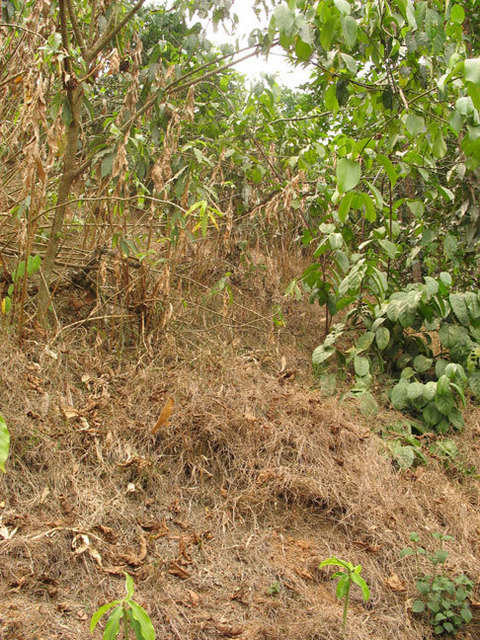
top-left (312, 271), bottom-right (480, 433)
top-left (401, 533), bottom-right (473, 636)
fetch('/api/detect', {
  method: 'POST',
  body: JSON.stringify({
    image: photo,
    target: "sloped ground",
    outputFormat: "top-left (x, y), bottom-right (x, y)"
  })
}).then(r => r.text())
top-left (1, 276), bottom-right (480, 640)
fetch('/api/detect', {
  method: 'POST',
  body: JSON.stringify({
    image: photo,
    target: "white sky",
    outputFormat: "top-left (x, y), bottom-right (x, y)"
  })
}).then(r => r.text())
top-left (196, 1), bottom-right (312, 88)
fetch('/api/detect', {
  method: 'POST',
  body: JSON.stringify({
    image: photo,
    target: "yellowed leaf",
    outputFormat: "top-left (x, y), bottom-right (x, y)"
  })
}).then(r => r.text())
top-left (151, 397), bottom-right (174, 435)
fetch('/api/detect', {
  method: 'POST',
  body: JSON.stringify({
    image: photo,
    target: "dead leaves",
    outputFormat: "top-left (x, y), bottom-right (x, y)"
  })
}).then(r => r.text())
top-left (118, 534), bottom-right (147, 566)
top-left (151, 396), bottom-right (174, 435)
top-left (385, 573), bottom-right (407, 593)
top-left (168, 562), bottom-right (191, 579)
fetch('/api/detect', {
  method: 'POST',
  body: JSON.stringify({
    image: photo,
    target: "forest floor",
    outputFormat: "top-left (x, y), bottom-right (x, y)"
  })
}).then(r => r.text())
top-left (1, 249), bottom-right (480, 640)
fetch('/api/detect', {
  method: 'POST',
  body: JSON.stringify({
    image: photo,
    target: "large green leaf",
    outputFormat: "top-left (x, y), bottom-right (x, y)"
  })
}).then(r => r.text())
top-left (336, 158), bottom-right (361, 193)
top-left (375, 327), bottom-right (390, 350)
top-left (341, 15), bottom-right (357, 48)
top-left (465, 58), bottom-right (480, 86)
top-left (103, 607), bottom-right (123, 640)
top-left (391, 382), bottom-right (409, 410)
top-left (354, 355), bottom-right (370, 377)
top-left (449, 293), bottom-right (469, 326)
top-left (129, 601), bottom-right (156, 640)
top-left (450, 4), bottom-right (465, 24)
top-left (274, 5), bottom-right (296, 37)
top-left (405, 114), bottom-right (426, 136)
top-left (469, 371), bottom-right (480, 398)
top-left (376, 154), bottom-right (397, 187)
top-left (312, 344), bottom-right (335, 366)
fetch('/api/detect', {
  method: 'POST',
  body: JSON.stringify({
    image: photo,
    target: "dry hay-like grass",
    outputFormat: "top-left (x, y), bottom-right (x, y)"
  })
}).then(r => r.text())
top-left (1, 319), bottom-right (480, 640)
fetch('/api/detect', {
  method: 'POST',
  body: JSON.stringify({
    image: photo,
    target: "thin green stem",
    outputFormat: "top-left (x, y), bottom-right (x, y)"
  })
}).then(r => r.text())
top-left (342, 578), bottom-right (351, 632)
top-left (123, 604), bottom-right (129, 640)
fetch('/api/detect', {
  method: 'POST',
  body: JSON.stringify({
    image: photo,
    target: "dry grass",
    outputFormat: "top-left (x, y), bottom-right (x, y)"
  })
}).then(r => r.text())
top-left (1, 261), bottom-right (480, 640)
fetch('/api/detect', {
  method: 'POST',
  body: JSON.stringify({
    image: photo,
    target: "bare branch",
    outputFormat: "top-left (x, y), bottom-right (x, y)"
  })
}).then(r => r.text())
top-left (87, 0), bottom-right (98, 46)
top-left (0, 23), bottom-right (47, 40)
top-left (86, 0), bottom-right (147, 64)
top-left (66, 0), bottom-right (87, 60)
top-left (58, 0), bottom-right (72, 75)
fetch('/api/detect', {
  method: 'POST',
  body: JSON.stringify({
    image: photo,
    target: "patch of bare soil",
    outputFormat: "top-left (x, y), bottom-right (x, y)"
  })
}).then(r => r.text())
top-left (1, 277), bottom-right (480, 640)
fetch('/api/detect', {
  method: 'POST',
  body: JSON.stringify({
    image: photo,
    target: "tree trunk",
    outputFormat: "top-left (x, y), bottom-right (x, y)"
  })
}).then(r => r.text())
top-left (37, 83), bottom-right (83, 324)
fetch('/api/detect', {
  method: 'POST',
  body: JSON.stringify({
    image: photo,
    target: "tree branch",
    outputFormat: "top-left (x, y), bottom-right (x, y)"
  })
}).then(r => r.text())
top-left (269, 111), bottom-right (331, 125)
top-left (87, 0), bottom-right (98, 46)
top-left (86, 0), bottom-right (147, 64)
top-left (66, 0), bottom-right (87, 60)
top-left (0, 23), bottom-right (47, 40)
top-left (58, 0), bottom-right (72, 75)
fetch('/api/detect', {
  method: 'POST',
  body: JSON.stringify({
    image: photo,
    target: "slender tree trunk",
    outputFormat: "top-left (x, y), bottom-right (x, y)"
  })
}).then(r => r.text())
top-left (37, 83), bottom-right (83, 323)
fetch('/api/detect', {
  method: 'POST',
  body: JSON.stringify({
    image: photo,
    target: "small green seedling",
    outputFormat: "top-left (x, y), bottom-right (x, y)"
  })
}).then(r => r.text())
top-left (319, 557), bottom-right (370, 631)
top-left (0, 414), bottom-right (10, 473)
top-left (266, 580), bottom-right (281, 596)
top-left (90, 573), bottom-right (155, 640)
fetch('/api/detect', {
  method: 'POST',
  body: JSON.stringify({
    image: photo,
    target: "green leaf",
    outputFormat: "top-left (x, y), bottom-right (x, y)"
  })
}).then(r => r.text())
top-left (336, 573), bottom-right (350, 599)
top-left (423, 381), bottom-right (437, 402)
top-left (336, 158), bottom-right (361, 193)
top-left (338, 191), bottom-right (355, 222)
top-left (101, 154), bottom-right (115, 178)
top-left (469, 371), bottom-right (480, 397)
top-left (129, 601), bottom-right (156, 640)
top-left (376, 154), bottom-right (397, 187)
top-left (412, 600), bottom-right (426, 613)
top-left (125, 573), bottom-right (135, 600)
top-left (449, 293), bottom-right (469, 326)
top-left (334, 0), bottom-right (351, 15)
top-left (465, 58), bottom-right (480, 86)
top-left (450, 4), bottom-right (465, 24)
top-left (0, 415), bottom-right (9, 473)
top-left (354, 355), bottom-right (370, 377)
top-left (407, 382), bottom-right (424, 401)
top-left (274, 5), bottom-right (296, 37)
top-left (90, 601), bottom-right (122, 632)
top-left (319, 557), bottom-right (348, 569)
top-left (351, 573), bottom-right (370, 601)
top-left (356, 331), bottom-right (375, 351)
top-left (341, 52), bottom-right (357, 74)
top-left (103, 607), bottom-right (123, 640)
top-left (413, 355), bottom-right (433, 373)
top-left (391, 382), bottom-right (409, 410)
top-left (389, 442), bottom-right (415, 469)
top-left (295, 38), bottom-right (313, 61)
top-left (375, 327), bottom-right (390, 350)
top-left (435, 389), bottom-right (454, 416)
top-left (312, 344), bottom-right (335, 366)
top-left (406, 114), bottom-right (426, 136)
top-left (342, 16), bottom-right (357, 48)
top-left (423, 402), bottom-right (442, 427)
top-left (378, 238), bottom-right (398, 259)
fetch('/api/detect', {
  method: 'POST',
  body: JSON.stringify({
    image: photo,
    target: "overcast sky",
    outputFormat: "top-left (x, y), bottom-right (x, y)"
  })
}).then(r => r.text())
top-left (195, 0), bottom-right (312, 88)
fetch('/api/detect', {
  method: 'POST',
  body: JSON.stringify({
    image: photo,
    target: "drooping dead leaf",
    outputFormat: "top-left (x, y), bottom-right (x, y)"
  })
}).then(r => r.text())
top-left (119, 534), bottom-right (147, 566)
top-left (385, 573), bottom-right (406, 592)
top-left (94, 524), bottom-right (119, 543)
top-left (294, 567), bottom-right (314, 580)
top-left (151, 396), bottom-right (174, 435)
top-left (168, 561), bottom-right (191, 579)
